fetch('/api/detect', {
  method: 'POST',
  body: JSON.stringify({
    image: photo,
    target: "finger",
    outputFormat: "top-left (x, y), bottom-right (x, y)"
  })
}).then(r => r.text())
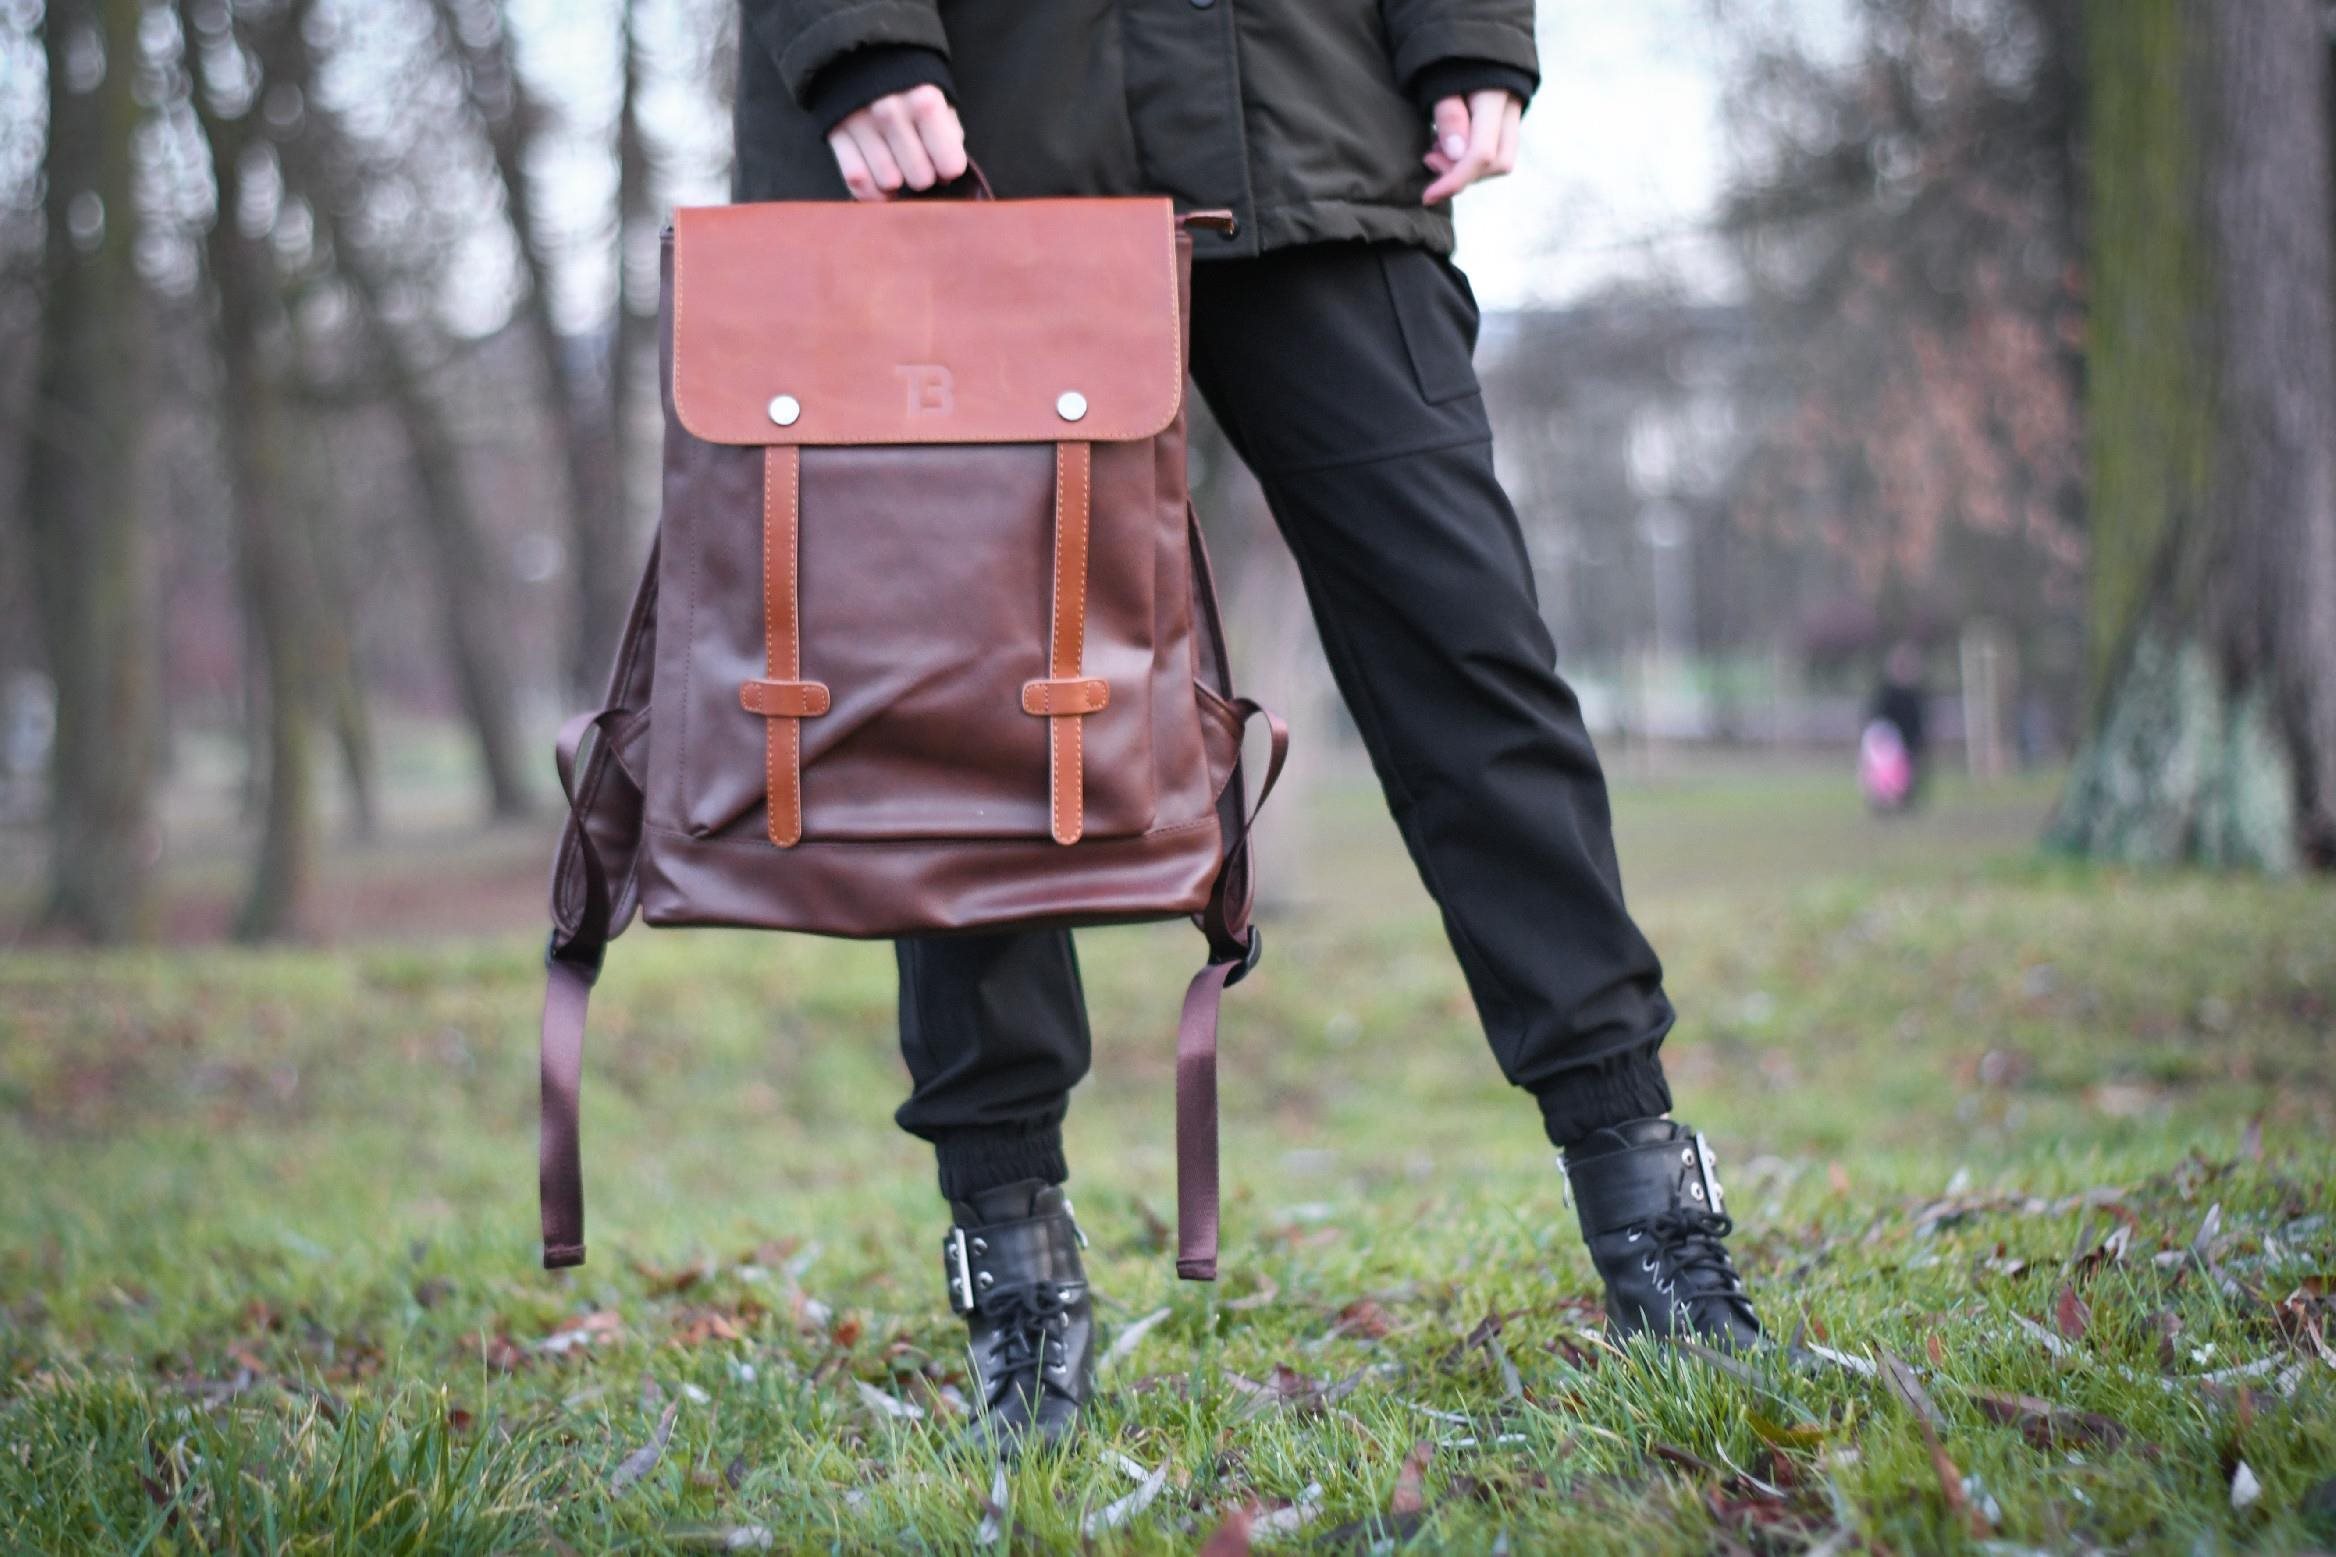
top-left (908, 85), bottom-right (969, 181)
top-left (845, 116), bottom-right (903, 193)
top-left (1429, 96), bottom-right (1471, 166)
top-left (1492, 97), bottom-right (1522, 176)
top-left (1465, 89), bottom-right (1505, 171)
top-left (828, 129), bottom-right (880, 201)
top-left (870, 96), bottom-right (936, 189)
top-left (1427, 90), bottom-right (1508, 203)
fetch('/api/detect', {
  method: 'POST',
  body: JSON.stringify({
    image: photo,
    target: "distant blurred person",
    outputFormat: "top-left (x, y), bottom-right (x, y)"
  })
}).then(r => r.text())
top-left (734, 0), bottom-right (1765, 1453)
top-left (1862, 641), bottom-right (1929, 813)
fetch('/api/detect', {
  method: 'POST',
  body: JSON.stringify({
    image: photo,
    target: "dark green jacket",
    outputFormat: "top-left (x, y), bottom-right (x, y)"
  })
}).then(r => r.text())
top-left (731, 0), bottom-right (1539, 259)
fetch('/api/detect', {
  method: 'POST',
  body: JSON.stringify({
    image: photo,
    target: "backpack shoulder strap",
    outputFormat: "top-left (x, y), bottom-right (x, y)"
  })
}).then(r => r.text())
top-left (1173, 507), bottom-right (1289, 1281)
top-left (540, 536), bottom-right (660, 1270)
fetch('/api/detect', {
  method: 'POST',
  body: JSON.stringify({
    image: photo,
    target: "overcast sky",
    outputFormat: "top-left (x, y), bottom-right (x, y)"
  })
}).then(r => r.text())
top-left (1454, 0), bottom-right (1851, 309)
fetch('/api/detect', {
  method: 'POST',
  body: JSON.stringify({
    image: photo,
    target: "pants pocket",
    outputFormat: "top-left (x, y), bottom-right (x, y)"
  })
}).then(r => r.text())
top-left (1377, 246), bottom-right (1484, 405)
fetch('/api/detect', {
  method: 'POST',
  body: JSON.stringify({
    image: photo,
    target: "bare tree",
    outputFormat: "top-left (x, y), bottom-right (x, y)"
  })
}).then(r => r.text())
top-left (429, 0), bottom-right (634, 700)
top-left (1720, 0), bottom-right (2088, 711)
top-left (22, 0), bottom-right (158, 941)
top-left (183, 0), bottom-right (327, 939)
top-left (279, 79), bottom-right (535, 820)
top-left (2049, 0), bottom-right (2336, 867)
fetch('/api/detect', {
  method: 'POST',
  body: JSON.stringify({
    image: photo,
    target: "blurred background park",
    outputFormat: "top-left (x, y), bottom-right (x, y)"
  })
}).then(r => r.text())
top-left (3, 0), bottom-right (2335, 1550)
top-left (2, 0), bottom-right (2331, 938)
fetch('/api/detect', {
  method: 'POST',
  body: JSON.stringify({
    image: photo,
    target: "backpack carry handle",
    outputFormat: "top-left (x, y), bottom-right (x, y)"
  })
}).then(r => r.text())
top-left (902, 156), bottom-right (995, 202)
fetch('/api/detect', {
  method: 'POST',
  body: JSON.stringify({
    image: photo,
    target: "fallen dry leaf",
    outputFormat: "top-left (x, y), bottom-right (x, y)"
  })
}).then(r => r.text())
top-left (673, 1309), bottom-right (745, 1348)
top-left (631, 1257), bottom-right (714, 1297)
top-left (609, 1399), bottom-right (680, 1494)
top-left (1878, 1349), bottom-right (1987, 1536)
top-left (1389, 1440), bottom-right (1433, 1517)
top-left (1250, 1484), bottom-right (1325, 1538)
top-left (539, 1310), bottom-right (623, 1357)
top-left (1438, 1311), bottom-right (1504, 1371)
top-left (1876, 1350), bottom-right (1946, 1434)
top-left (1082, 1458), bottom-right (1169, 1536)
top-left (853, 1380), bottom-right (923, 1421)
top-left (974, 1460), bottom-right (1009, 1547)
top-left (1223, 1275), bottom-right (1281, 1312)
top-left (1967, 1389), bottom-right (2137, 1453)
top-left (1196, 1507), bottom-right (1252, 1555)
top-left (1098, 1306), bottom-right (1171, 1373)
top-left (2154, 1310), bottom-right (2185, 1371)
top-left (2054, 1285), bottom-right (2093, 1343)
top-left (1334, 1298), bottom-right (1395, 1341)
top-left (464, 1332), bottom-right (527, 1372)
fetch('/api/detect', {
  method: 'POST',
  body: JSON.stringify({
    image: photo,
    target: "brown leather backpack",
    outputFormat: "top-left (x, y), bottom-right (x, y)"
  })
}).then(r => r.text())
top-left (538, 190), bottom-right (1284, 1283)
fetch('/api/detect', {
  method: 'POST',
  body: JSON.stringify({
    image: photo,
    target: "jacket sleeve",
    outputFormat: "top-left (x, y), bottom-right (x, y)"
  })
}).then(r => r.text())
top-left (1377, 0), bottom-right (1539, 103)
top-left (738, 0), bottom-right (951, 107)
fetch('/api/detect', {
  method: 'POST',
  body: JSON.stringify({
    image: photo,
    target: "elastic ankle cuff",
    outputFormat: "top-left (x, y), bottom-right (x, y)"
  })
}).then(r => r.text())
top-left (933, 1126), bottom-right (1068, 1203)
top-left (1535, 1047), bottom-right (1673, 1152)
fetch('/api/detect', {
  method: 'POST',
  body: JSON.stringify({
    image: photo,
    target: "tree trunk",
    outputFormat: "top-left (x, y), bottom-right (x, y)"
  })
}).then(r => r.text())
top-left (295, 419), bottom-right (381, 839)
top-left (185, 0), bottom-right (319, 939)
top-left (431, 0), bottom-right (634, 702)
top-left (281, 102), bottom-right (536, 822)
top-left (613, 0), bottom-right (658, 530)
top-left (2049, 0), bottom-right (2336, 868)
top-left (364, 312), bottom-right (537, 819)
top-left (22, 0), bottom-right (157, 942)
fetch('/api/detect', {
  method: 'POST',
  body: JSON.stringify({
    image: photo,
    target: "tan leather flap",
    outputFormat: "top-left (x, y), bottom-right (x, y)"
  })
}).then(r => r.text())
top-left (670, 199), bottom-right (1184, 447)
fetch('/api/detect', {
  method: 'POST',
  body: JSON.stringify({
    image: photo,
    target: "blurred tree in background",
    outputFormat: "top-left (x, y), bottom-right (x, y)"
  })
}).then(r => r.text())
top-left (4, 0), bottom-right (2332, 949)
top-left (2, 0), bottom-right (732, 940)
top-left (1718, 0), bottom-right (2088, 711)
top-left (2048, 0), bottom-right (2336, 869)
top-left (21, 0), bottom-right (156, 940)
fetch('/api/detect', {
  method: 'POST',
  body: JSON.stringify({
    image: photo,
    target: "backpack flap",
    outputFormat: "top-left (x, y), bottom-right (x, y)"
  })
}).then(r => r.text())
top-left (668, 199), bottom-right (1185, 448)
top-left (657, 198), bottom-right (1195, 861)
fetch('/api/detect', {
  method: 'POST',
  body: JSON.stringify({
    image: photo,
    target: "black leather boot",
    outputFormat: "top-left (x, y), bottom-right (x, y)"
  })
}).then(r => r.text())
top-left (941, 1180), bottom-right (1096, 1455)
top-left (1562, 1118), bottom-right (1762, 1349)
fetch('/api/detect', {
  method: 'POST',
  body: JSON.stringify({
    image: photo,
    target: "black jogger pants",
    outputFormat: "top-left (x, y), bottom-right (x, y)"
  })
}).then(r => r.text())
top-left (894, 242), bottom-right (1677, 1200)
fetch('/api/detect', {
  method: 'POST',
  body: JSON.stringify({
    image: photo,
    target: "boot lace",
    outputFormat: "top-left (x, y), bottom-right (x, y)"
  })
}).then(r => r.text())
top-left (1638, 1207), bottom-right (1754, 1323)
top-left (977, 1282), bottom-right (1076, 1398)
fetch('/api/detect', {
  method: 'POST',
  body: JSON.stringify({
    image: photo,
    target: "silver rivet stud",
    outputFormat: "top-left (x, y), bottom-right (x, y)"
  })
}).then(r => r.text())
top-left (767, 394), bottom-right (801, 427)
top-left (1056, 390), bottom-right (1088, 422)
top-left (976, 1271), bottom-right (993, 1289)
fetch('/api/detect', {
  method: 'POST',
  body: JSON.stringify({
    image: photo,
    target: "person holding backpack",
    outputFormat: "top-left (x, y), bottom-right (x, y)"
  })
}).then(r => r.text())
top-left (731, 0), bottom-right (1765, 1452)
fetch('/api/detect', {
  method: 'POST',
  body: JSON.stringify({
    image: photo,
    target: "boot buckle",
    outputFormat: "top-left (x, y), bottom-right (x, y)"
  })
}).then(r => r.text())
top-left (944, 1227), bottom-right (976, 1315)
top-left (1554, 1153), bottom-right (1574, 1210)
top-left (1693, 1132), bottom-right (1726, 1215)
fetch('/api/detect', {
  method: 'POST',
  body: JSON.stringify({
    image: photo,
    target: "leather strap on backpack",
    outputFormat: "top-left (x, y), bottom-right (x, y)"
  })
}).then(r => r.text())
top-left (1028, 441), bottom-right (1099, 844)
top-left (1170, 506), bottom-right (1288, 1280)
top-left (539, 542), bottom-right (661, 1270)
top-left (740, 446), bottom-right (828, 847)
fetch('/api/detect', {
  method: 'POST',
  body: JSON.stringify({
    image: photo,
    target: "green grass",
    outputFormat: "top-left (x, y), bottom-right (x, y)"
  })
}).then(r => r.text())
top-left (3, 762), bottom-right (2334, 1551)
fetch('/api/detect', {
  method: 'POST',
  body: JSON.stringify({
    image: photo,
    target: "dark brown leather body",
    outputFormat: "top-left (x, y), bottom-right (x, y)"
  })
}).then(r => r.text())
top-left (627, 198), bottom-right (1242, 939)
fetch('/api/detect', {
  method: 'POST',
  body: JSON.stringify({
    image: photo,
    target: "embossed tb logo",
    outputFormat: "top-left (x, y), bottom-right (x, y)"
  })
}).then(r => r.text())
top-left (897, 363), bottom-right (954, 418)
